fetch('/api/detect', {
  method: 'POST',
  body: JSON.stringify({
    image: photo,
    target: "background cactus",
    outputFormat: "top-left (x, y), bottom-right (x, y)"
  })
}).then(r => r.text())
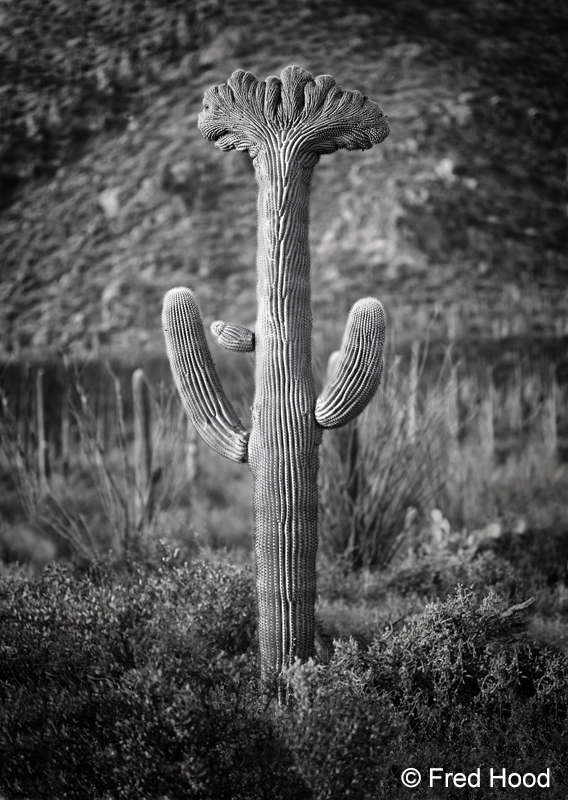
top-left (162, 66), bottom-right (388, 689)
top-left (132, 368), bottom-right (152, 528)
top-left (324, 350), bottom-right (362, 568)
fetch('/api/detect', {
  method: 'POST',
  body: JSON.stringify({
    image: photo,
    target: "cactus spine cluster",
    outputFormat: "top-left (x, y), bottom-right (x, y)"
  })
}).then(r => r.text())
top-left (162, 66), bottom-right (388, 688)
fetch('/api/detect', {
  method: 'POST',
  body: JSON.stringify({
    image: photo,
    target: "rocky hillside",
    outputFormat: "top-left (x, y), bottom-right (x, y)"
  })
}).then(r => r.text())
top-left (1, 0), bottom-right (567, 358)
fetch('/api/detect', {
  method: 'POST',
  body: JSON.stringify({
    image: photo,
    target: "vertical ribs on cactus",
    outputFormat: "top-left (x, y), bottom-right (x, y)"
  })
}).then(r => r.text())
top-left (162, 66), bottom-right (389, 690)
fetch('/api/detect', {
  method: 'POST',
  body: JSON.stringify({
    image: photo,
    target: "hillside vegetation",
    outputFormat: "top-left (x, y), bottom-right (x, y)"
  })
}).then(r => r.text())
top-left (0, 0), bottom-right (567, 356)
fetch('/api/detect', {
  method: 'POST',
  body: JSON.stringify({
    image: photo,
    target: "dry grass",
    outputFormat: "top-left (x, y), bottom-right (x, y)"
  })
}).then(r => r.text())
top-left (319, 344), bottom-right (455, 568)
top-left (0, 364), bottom-right (191, 563)
top-left (1, 337), bottom-right (566, 580)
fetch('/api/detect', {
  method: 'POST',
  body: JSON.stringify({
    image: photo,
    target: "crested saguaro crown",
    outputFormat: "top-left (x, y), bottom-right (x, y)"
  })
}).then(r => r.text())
top-left (197, 66), bottom-right (389, 156)
top-left (162, 66), bottom-right (389, 694)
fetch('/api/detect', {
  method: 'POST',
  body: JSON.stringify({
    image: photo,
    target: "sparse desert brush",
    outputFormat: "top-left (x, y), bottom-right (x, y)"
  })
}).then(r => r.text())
top-left (0, 558), bottom-right (297, 800)
top-left (317, 504), bottom-right (522, 603)
top-left (0, 555), bottom-right (396, 800)
top-left (380, 509), bottom-right (524, 602)
top-left (0, 366), bottom-right (191, 564)
top-left (325, 588), bottom-right (568, 797)
top-left (384, 547), bottom-right (521, 603)
top-left (281, 657), bottom-right (394, 800)
top-left (2, 556), bottom-right (568, 798)
top-left (319, 348), bottom-right (454, 570)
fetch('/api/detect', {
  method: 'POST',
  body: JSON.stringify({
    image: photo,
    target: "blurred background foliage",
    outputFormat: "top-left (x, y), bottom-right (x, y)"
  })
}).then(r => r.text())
top-left (0, 0), bottom-right (567, 354)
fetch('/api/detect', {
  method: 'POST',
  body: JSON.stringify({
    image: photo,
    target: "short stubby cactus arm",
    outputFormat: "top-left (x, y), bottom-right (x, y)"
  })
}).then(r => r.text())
top-left (162, 288), bottom-right (249, 463)
top-left (316, 298), bottom-right (386, 429)
top-left (211, 320), bottom-right (255, 352)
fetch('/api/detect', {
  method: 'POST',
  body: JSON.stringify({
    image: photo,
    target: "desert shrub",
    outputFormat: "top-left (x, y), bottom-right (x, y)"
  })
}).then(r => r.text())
top-left (331, 587), bottom-right (568, 723)
top-left (319, 351), bottom-right (452, 570)
top-left (317, 544), bottom-right (521, 608)
top-left (316, 506), bottom-right (525, 611)
top-left (0, 558), bottom-right (312, 800)
top-left (492, 526), bottom-right (568, 585)
top-left (0, 555), bottom-right (405, 798)
top-left (282, 658), bottom-right (394, 800)
top-left (177, 559), bottom-right (258, 656)
top-left (0, 369), bottom-right (191, 564)
top-left (2, 561), bottom-right (568, 798)
top-left (327, 588), bottom-right (568, 798)
top-left (385, 549), bottom-right (521, 602)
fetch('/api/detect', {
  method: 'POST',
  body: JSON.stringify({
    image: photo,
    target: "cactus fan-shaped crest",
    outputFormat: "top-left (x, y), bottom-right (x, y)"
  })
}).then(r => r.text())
top-left (198, 65), bottom-right (389, 157)
top-left (164, 66), bottom-right (389, 693)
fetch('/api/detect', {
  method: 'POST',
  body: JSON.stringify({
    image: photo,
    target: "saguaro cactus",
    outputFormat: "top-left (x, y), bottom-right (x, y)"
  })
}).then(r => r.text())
top-left (132, 368), bottom-right (152, 528)
top-left (162, 66), bottom-right (388, 687)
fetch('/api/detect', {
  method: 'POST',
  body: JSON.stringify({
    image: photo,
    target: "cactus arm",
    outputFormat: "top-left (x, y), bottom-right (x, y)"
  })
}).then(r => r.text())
top-left (162, 288), bottom-right (249, 463)
top-left (316, 298), bottom-right (386, 429)
top-left (211, 320), bottom-right (255, 352)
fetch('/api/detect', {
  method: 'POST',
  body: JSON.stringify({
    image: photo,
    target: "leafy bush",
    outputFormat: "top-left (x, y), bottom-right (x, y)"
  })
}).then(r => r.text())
top-left (0, 557), bottom-right (395, 799)
top-left (385, 549), bottom-right (521, 602)
top-left (282, 658), bottom-right (394, 800)
top-left (2, 559), bottom-right (567, 798)
top-left (316, 521), bottom-right (523, 609)
top-left (0, 558), bottom-right (303, 800)
top-left (328, 588), bottom-right (568, 798)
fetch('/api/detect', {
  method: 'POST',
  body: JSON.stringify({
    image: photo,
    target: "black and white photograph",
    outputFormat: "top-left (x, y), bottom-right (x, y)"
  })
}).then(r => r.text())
top-left (0, 1), bottom-right (567, 797)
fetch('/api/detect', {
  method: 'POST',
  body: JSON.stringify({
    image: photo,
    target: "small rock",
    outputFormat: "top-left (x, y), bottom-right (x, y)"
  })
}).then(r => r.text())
top-left (98, 187), bottom-right (121, 219)
top-left (435, 158), bottom-right (455, 183)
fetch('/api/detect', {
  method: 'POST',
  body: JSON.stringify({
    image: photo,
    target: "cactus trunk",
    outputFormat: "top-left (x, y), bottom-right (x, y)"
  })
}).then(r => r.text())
top-left (250, 148), bottom-right (320, 676)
